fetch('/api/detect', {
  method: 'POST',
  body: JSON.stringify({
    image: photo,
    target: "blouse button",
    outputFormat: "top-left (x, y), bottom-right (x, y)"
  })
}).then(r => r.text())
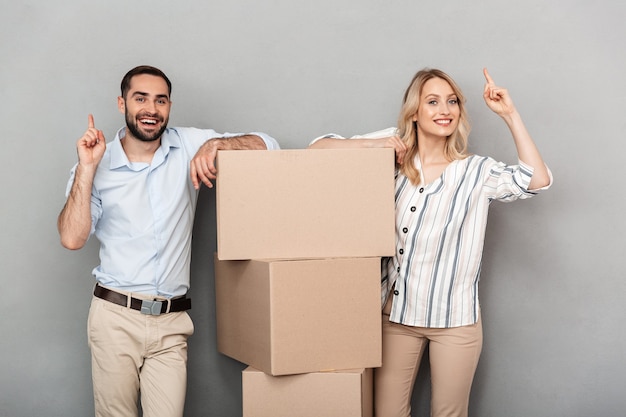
top-left (402, 227), bottom-right (408, 233)
top-left (393, 290), bottom-right (399, 296)
top-left (410, 206), bottom-right (416, 212)
top-left (419, 187), bottom-right (424, 193)
top-left (397, 267), bottom-right (400, 272)
top-left (399, 249), bottom-right (404, 255)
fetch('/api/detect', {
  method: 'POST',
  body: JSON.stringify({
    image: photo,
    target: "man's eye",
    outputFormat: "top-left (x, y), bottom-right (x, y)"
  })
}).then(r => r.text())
top-left (136, 97), bottom-right (145, 103)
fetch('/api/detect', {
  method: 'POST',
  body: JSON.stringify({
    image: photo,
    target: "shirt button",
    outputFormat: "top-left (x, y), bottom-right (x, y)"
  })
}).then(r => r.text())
top-left (399, 249), bottom-right (404, 255)
top-left (419, 187), bottom-right (424, 193)
top-left (410, 206), bottom-right (416, 212)
top-left (402, 227), bottom-right (408, 233)
top-left (393, 290), bottom-right (399, 296)
top-left (397, 267), bottom-right (400, 272)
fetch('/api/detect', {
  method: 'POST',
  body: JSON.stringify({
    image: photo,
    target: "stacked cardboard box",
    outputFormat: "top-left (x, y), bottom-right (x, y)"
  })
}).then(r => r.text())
top-left (214, 148), bottom-right (395, 417)
top-left (242, 367), bottom-right (373, 417)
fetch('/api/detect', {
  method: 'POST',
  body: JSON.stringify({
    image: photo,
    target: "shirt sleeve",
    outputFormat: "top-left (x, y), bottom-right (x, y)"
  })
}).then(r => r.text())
top-left (309, 132), bottom-right (348, 145)
top-left (309, 127), bottom-right (398, 145)
top-left (176, 127), bottom-right (280, 151)
top-left (485, 158), bottom-right (552, 202)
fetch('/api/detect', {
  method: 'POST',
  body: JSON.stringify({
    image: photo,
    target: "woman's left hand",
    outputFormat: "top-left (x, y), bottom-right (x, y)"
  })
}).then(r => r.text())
top-left (483, 68), bottom-right (517, 118)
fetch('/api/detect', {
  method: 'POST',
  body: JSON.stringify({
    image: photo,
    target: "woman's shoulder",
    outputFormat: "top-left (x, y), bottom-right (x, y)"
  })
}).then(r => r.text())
top-left (451, 154), bottom-right (501, 177)
top-left (459, 154), bottom-right (496, 166)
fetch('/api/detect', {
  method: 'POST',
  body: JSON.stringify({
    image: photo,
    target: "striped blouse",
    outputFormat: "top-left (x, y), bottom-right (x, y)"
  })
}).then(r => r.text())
top-left (313, 128), bottom-right (552, 328)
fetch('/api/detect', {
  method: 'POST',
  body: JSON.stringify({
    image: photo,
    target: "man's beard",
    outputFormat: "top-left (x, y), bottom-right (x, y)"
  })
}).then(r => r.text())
top-left (125, 110), bottom-right (168, 142)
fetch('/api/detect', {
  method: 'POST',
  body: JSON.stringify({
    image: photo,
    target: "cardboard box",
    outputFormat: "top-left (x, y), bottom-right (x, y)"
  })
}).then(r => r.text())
top-left (242, 367), bottom-right (373, 417)
top-left (216, 148), bottom-right (395, 260)
top-left (215, 256), bottom-right (382, 376)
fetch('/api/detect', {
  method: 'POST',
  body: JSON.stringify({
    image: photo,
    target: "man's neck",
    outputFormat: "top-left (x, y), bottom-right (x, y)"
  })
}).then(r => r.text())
top-left (120, 134), bottom-right (161, 163)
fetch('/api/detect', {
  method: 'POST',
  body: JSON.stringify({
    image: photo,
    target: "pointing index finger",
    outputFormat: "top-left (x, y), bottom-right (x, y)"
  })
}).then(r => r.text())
top-left (483, 68), bottom-right (495, 85)
top-left (88, 114), bottom-right (95, 129)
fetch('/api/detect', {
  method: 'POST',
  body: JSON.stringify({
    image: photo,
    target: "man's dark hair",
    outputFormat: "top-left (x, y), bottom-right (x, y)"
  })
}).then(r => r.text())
top-left (120, 65), bottom-right (172, 99)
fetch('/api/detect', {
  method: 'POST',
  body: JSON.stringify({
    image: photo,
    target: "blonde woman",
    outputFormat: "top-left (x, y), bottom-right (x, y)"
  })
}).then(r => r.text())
top-left (309, 68), bottom-right (552, 417)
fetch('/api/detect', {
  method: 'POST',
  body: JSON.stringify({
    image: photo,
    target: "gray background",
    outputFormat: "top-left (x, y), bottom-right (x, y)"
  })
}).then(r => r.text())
top-left (1, 1), bottom-right (624, 416)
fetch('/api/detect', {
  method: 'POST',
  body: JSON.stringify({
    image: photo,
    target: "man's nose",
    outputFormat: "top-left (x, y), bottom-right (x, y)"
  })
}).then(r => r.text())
top-left (145, 100), bottom-right (157, 113)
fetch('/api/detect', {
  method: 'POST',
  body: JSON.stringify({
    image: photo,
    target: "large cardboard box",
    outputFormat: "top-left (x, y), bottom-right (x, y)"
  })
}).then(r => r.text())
top-left (215, 256), bottom-right (382, 376)
top-left (242, 367), bottom-right (373, 417)
top-left (216, 148), bottom-right (395, 260)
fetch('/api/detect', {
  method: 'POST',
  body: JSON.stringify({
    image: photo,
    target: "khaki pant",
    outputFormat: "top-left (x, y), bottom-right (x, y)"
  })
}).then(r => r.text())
top-left (88, 294), bottom-right (194, 417)
top-left (375, 298), bottom-right (482, 417)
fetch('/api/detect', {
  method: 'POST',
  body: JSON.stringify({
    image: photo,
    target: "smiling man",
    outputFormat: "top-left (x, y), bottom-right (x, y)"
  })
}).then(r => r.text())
top-left (57, 65), bottom-right (279, 417)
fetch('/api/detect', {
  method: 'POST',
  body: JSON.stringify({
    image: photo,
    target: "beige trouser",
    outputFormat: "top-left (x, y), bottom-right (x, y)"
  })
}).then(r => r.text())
top-left (87, 294), bottom-right (194, 417)
top-left (375, 297), bottom-right (482, 417)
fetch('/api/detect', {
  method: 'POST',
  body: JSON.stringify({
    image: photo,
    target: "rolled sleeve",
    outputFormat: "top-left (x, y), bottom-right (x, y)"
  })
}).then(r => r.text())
top-left (309, 133), bottom-right (347, 146)
top-left (486, 159), bottom-right (539, 202)
top-left (309, 127), bottom-right (398, 146)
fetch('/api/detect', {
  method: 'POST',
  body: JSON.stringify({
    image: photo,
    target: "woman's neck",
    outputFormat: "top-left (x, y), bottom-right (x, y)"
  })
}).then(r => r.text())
top-left (417, 134), bottom-right (448, 165)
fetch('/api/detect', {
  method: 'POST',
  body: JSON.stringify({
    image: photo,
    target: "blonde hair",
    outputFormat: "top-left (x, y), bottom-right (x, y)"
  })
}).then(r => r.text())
top-left (397, 68), bottom-right (471, 185)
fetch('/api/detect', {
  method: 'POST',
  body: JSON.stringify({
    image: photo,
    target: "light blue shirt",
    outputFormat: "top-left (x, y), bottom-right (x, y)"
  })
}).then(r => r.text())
top-left (65, 126), bottom-right (280, 297)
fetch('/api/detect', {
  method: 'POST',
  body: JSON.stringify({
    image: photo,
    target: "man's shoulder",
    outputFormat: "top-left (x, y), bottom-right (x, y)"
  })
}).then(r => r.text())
top-left (166, 127), bottom-right (220, 142)
top-left (164, 127), bottom-right (220, 153)
top-left (167, 126), bottom-right (219, 136)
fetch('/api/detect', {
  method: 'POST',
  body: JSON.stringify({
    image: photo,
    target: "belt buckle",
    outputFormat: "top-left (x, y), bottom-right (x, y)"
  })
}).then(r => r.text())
top-left (140, 299), bottom-right (163, 315)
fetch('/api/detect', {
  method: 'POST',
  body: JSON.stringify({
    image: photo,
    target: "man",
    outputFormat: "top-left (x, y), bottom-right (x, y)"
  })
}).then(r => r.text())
top-left (57, 65), bottom-right (279, 417)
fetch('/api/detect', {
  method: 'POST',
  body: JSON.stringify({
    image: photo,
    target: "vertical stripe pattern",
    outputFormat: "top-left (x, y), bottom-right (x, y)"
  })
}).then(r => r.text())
top-left (383, 154), bottom-right (540, 328)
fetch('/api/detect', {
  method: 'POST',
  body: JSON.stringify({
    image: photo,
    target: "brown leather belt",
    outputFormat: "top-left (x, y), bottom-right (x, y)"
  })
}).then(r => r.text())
top-left (94, 284), bottom-right (191, 315)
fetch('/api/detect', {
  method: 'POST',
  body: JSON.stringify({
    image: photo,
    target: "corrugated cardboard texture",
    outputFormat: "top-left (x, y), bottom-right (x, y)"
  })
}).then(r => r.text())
top-left (216, 148), bottom-right (395, 260)
top-left (215, 256), bottom-right (382, 376)
top-left (242, 367), bottom-right (373, 417)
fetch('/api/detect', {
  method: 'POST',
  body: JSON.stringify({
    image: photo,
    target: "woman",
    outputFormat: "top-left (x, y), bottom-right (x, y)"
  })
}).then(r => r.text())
top-left (309, 68), bottom-right (552, 417)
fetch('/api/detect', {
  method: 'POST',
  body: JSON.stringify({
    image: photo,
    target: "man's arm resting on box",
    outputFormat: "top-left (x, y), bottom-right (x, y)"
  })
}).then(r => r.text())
top-left (190, 134), bottom-right (272, 189)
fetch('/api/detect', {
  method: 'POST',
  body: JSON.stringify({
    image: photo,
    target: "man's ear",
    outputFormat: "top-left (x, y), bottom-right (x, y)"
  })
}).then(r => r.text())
top-left (117, 96), bottom-right (125, 114)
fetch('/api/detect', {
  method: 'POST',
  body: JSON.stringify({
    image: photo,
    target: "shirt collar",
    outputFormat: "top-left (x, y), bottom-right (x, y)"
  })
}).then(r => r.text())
top-left (109, 127), bottom-right (181, 170)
